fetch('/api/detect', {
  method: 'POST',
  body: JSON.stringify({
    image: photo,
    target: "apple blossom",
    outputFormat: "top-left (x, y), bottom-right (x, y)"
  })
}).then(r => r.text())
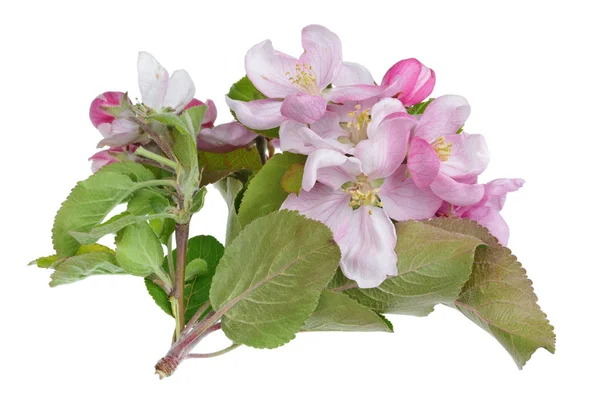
top-left (381, 58), bottom-right (436, 106)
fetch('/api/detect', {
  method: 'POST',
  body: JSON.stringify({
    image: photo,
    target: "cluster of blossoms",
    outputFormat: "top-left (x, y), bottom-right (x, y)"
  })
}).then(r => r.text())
top-left (88, 25), bottom-right (523, 290)
top-left (88, 52), bottom-right (257, 172)
top-left (229, 25), bottom-right (524, 288)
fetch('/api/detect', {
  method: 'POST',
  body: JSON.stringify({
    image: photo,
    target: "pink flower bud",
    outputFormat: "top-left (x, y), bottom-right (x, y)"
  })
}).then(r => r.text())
top-left (381, 58), bottom-right (436, 106)
top-left (197, 122), bottom-right (257, 153)
top-left (88, 147), bottom-right (125, 172)
top-left (89, 91), bottom-right (127, 128)
top-left (184, 98), bottom-right (218, 128)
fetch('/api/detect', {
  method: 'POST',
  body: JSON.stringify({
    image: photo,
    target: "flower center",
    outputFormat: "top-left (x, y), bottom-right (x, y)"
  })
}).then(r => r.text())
top-left (432, 136), bottom-right (452, 161)
top-left (341, 104), bottom-right (371, 144)
top-left (343, 177), bottom-right (382, 210)
top-left (286, 63), bottom-right (319, 95)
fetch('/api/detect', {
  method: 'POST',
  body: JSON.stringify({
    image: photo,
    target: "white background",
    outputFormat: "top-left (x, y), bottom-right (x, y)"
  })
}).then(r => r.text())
top-left (1, 0), bottom-right (598, 398)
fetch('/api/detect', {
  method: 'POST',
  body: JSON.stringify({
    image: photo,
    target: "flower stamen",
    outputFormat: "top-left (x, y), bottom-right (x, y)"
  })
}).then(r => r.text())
top-left (432, 136), bottom-right (453, 161)
top-left (286, 63), bottom-right (319, 95)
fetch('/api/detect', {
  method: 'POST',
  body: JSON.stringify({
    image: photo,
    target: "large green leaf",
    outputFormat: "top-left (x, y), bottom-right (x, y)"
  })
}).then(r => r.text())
top-left (237, 152), bottom-right (306, 228)
top-left (302, 291), bottom-right (393, 333)
top-left (52, 162), bottom-right (156, 257)
top-left (338, 220), bottom-right (483, 316)
top-left (48, 246), bottom-right (124, 287)
top-left (227, 76), bottom-right (279, 138)
top-left (214, 177), bottom-right (245, 245)
top-left (210, 210), bottom-right (341, 349)
top-left (115, 222), bottom-right (164, 277)
top-left (198, 147), bottom-right (262, 186)
top-left (425, 218), bottom-right (556, 369)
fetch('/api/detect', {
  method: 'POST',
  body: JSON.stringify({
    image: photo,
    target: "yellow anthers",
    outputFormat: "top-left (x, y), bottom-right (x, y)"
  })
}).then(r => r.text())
top-left (287, 63), bottom-right (318, 95)
top-left (343, 180), bottom-right (383, 209)
top-left (432, 136), bottom-right (453, 162)
top-left (343, 104), bottom-right (371, 143)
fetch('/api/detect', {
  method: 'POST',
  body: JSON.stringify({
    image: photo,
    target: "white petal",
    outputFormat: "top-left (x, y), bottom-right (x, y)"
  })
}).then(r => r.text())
top-left (164, 69), bottom-right (196, 113)
top-left (333, 62), bottom-right (375, 86)
top-left (137, 51), bottom-right (168, 109)
top-left (303, 149), bottom-right (362, 191)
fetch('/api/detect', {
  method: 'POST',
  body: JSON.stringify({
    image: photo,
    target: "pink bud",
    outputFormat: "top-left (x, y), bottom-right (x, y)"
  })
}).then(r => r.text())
top-left (88, 147), bottom-right (125, 172)
top-left (381, 58), bottom-right (436, 106)
top-left (197, 122), bottom-right (257, 153)
top-left (89, 91), bottom-right (127, 128)
top-left (184, 98), bottom-right (218, 128)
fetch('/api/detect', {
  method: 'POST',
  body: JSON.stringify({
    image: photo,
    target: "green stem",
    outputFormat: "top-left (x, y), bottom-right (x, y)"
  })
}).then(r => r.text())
top-left (174, 223), bottom-right (190, 340)
top-left (135, 147), bottom-right (178, 170)
top-left (187, 344), bottom-right (241, 359)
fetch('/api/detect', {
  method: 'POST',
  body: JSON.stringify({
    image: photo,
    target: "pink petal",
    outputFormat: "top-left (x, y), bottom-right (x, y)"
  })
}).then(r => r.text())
top-left (225, 97), bottom-right (286, 130)
top-left (382, 58), bottom-right (435, 106)
top-left (429, 173), bottom-right (485, 206)
top-left (441, 133), bottom-right (490, 179)
top-left (89, 91), bottom-right (125, 128)
top-left (367, 98), bottom-right (407, 135)
top-left (462, 206), bottom-right (510, 246)
top-left (325, 84), bottom-right (388, 103)
top-left (137, 51), bottom-right (169, 110)
top-left (483, 178), bottom-right (525, 211)
top-left (333, 62), bottom-right (375, 86)
top-left (184, 98), bottom-right (218, 128)
top-left (415, 95), bottom-right (471, 142)
top-left (404, 69), bottom-right (436, 106)
top-left (299, 25), bottom-right (343, 90)
top-left (407, 137), bottom-right (441, 188)
top-left (379, 166), bottom-right (443, 221)
top-left (97, 119), bottom-right (140, 147)
top-left (303, 149), bottom-right (362, 191)
top-left (337, 207), bottom-right (398, 289)
top-left (281, 93), bottom-right (327, 124)
top-left (355, 115), bottom-right (413, 178)
top-left (245, 40), bottom-right (300, 98)
top-left (279, 120), bottom-right (352, 155)
top-left (197, 122), bottom-right (257, 153)
top-left (164, 69), bottom-right (196, 113)
top-left (309, 111), bottom-right (350, 140)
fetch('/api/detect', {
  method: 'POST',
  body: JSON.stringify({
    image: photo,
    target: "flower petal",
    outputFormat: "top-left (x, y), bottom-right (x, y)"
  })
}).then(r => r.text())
top-left (483, 178), bottom-right (525, 211)
top-left (337, 207), bottom-right (398, 289)
top-left (309, 111), bottom-right (349, 140)
top-left (381, 58), bottom-right (435, 106)
top-left (378, 165), bottom-right (443, 221)
top-left (279, 120), bottom-right (352, 155)
top-left (462, 206), bottom-right (510, 246)
top-left (415, 95), bottom-right (471, 142)
top-left (407, 137), bottom-right (441, 188)
top-left (325, 84), bottom-right (388, 103)
top-left (89, 91), bottom-right (125, 128)
top-left (137, 51), bottom-right (168, 110)
top-left (333, 62), bottom-right (375, 86)
top-left (197, 122), bottom-right (257, 153)
top-left (368, 98), bottom-right (407, 135)
top-left (303, 149), bottom-right (362, 191)
top-left (299, 25), bottom-right (343, 89)
top-left (245, 40), bottom-right (300, 98)
top-left (97, 119), bottom-right (141, 147)
top-left (430, 173), bottom-right (484, 206)
top-left (280, 93), bottom-right (327, 124)
top-left (225, 97), bottom-right (286, 130)
top-left (441, 133), bottom-right (490, 178)
top-left (164, 69), bottom-right (196, 113)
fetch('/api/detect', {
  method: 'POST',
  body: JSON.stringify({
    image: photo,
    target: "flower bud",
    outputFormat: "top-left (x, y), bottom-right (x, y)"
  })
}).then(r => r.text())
top-left (88, 147), bottom-right (124, 172)
top-left (381, 58), bottom-right (435, 106)
top-left (197, 122), bottom-right (257, 153)
top-left (89, 91), bottom-right (127, 128)
top-left (184, 98), bottom-right (217, 128)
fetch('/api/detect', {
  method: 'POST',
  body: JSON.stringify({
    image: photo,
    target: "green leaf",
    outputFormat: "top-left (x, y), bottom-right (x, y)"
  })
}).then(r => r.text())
top-left (144, 279), bottom-right (173, 316)
top-left (127, 188), bottom-right (170, 215)
top-left (190, 187), bottom-right (207, 213)
top-left (227, 76), bottom-right (279, 138)
top-left (52, 162), bottom-right (156, 257)
top-left (407, 98), bottom-right (434, 115)
top-left (214, 177), bottom-right (244, 245)
top-left (185, 258), bottom-right (208, 281)
top-left (424, 218), bottom-right (556, 369)
top-left (30, 255), bottom-right (58, 268)
top-left (340, 220), bottom-right (484, 316)
top-left (30, 244), bottom-right (114, 269)
top-left (115, 222), bottom-right (164, 277)
top-left (48, 246), bottom-right (124, 287)
top-left (69, 211), bottom-right (174, 245)
top-left (210, 210), bottom-right (341, 349)
top-left (302, 291), bottom-right (393, 333)
top-left (198, 147), bottom-right (263, 186)
top-left (237, 152), bottom-right (307, 228)
top-left (281, 163), bottom-right (304, 195)
top-left (148, 105), bottom-right (206, 139)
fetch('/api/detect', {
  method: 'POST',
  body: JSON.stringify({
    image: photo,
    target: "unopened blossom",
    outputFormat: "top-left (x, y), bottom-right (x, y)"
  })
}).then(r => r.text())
top-left (197, 122), bottom-right (257, 153)
top-left (381, 58), bottom-right (436, 106)
top-left (185, 98), bottom-right (217, 127)
top-left (407, 95), bottom-right (489, 206)
top-left (440, 178), bottom-right (524, 245)
top-left (282, 112), bottom-right (441, 288)
top-left (89, 91), bottom-right (141, 147)
top-left (88, 147), bottom-right (125, 172)
top-left (226, 25), bottom-right (401, 130)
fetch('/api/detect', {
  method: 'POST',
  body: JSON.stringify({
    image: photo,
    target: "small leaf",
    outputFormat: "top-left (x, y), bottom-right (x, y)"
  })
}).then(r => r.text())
top-left (198, 147), bottom-right (263, 186)
top-left (30, 255), bottom-right (58, 268)
top-left (190, 187), bottom-right (208, 213)
top-left (210, 210), bottom-right (341, 349)
top-left (281, 163), bottom-right (304, 195)
top-left (30, 244), bottom-right (115, 269)
top-left (49, 247), bottom-right (124, 287)
top-left (302, 291), bottom-right (393, 333)
top-left (185, 258), bottom-right (208, 281)
top-left (425, 218), bottom-right (556, 369)
top-left (127, 189), bottom-right (170, 215)
top-left (237, 152), bottom-right (307, 228)
top-left (115, 222), bottom-right (164, 277)
top-left (145, 279), bottom-right (173, 316)
top-left (148, 105), bottom-right (206, 139)
top-left (341, 220), bottom-right (484, 316)
top-left (52, 162), bottom-right (155, 257)
top-left (406, 98), bottom-right (434, 115)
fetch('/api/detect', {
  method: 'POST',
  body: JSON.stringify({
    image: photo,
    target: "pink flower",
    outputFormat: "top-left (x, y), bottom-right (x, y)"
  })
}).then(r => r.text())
top-left (226, 25), bottom-right (400, 130)
top-left (197, 122), bottom-right (257, 153)
top-left (89, 91), bottom-right (141, 147)
top-left (442, 178), bottom-right (525, 245)
top-left (381, 58), bottom-right (436, 106)
top-left (185, 98), bottom-right (218, 128)
top-left (282, 113), bottom-right (441, 288)
top-left (89, 91), bottom-right (126, 128)
top-left (88, 147), bottom-right (125, 172)
top-left (407, 95), bottom-right (489, 206)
